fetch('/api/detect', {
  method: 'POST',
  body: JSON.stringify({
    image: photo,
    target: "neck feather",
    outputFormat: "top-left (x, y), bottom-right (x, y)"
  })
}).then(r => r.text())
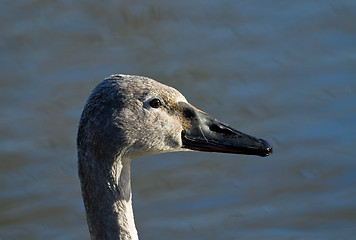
top-left (78, 152), bottom-right (138, 240)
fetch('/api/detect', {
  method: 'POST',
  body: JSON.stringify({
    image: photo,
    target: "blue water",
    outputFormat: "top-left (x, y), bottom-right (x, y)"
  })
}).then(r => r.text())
top-left (1, 1), bottom-right (356, 239)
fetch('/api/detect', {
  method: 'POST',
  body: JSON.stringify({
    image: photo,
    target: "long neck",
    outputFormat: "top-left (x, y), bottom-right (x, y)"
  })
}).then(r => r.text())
top-left (78, 153), bottom-right (139, 240)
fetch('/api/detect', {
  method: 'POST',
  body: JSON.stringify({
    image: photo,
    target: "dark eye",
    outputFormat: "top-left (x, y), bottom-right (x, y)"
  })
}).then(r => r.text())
top-left (149, 98), bottom-right (162, 108)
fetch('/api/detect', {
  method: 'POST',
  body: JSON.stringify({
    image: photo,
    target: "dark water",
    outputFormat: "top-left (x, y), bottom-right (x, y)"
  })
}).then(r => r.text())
top-left (1, 1), bottom-right (356, 239)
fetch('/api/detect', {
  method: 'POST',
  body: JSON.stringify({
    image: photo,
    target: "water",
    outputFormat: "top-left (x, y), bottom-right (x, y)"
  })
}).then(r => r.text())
top-left (1, 1), bottom-right (356, 239)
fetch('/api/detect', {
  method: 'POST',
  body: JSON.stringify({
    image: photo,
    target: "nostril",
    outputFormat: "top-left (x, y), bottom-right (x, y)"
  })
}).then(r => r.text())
top-left (209, 123), bottom-right (235, 135)
top-left (209, 124), bottom-right (219, 132)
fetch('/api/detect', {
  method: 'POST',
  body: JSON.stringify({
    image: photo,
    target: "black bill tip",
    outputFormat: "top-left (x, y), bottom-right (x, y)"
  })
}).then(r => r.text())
top-left (256, 138), bottom-right (273, 157)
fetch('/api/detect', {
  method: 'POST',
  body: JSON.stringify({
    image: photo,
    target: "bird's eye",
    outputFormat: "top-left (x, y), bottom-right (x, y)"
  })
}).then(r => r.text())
top-left (149, 98), bottom-right (162, 108)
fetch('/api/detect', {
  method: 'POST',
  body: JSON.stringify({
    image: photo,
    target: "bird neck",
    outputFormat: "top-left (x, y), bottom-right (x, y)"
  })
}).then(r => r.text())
top-left (78, 153), bottom-right (139, 240)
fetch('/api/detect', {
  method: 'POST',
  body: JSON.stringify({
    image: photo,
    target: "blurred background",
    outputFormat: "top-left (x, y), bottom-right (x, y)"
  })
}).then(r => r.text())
top-left (1, 0), bottom-right (356, 239)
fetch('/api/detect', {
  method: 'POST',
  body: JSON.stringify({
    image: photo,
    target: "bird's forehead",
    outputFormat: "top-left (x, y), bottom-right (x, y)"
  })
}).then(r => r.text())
top-left (107, 74), bottom-right (187, 106)
top-left (156, 86), bottom-right (187, 104)
top-left (129, 78), bottom-right (186, 103)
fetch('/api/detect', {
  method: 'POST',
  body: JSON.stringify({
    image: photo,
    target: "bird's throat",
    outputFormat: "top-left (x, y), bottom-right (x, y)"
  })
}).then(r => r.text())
top-left (78, 154), bottom-right (139, 240)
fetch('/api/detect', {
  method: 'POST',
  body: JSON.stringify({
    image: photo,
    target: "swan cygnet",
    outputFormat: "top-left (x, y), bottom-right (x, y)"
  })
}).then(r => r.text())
top-left (77, 74), bottom-right (272, 240)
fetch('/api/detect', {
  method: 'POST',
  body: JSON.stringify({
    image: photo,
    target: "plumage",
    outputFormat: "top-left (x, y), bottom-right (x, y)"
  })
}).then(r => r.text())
top-left (77, 74), bottom-right (272, 240)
